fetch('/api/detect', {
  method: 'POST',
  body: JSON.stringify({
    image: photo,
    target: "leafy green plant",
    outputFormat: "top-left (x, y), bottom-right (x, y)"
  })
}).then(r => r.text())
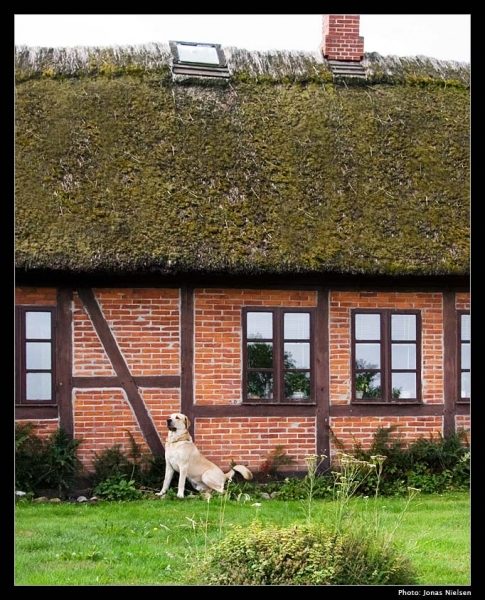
top-left (333, 426), bottom-right (470, 496)
top-left (91, 432), bottom-right (166, 491)
top-left (91, 444), bottom-right (138, 486)
top-left (15, 423), bottom-right (83, 496)
top-left (93, 475), bottom-right (142, 501)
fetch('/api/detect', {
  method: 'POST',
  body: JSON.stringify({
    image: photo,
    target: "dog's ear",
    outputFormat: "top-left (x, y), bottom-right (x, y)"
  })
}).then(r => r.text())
top-left (185, 416), bottom-right (191, 429)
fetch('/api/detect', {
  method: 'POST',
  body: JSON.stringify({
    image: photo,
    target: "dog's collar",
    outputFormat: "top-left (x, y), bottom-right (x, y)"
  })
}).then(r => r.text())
top-left (167, 432), bottom-right (192, 443)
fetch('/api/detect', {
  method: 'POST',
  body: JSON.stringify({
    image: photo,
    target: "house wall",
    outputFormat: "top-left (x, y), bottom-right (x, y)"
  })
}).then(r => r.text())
top-left (15, 285), bottom-right (470, 474)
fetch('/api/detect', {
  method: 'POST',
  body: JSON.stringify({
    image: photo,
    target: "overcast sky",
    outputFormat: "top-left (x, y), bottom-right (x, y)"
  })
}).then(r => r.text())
top-left (14, 14), bottom-right (471, 63)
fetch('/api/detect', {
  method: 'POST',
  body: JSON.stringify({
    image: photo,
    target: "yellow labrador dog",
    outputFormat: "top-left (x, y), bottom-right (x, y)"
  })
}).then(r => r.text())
top-left (156, 413), bottom-right (252, 499)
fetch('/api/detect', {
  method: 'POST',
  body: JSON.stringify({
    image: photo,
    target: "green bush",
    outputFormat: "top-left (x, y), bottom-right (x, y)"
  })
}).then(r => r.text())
top-left (93, 475), bottom-right (142, 501)
top-left (196, 521), bottom-right (418, 585)
top-left (336, 427), bottom-right (470, 496)
top-left (15, 423), bottom-right (83, 495)
top-left (91, 434), bottom-right (166, 492)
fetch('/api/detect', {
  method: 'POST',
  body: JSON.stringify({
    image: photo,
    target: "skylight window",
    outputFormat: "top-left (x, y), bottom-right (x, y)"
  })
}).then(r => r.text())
top-left (169, 40), bottom-right (229, 78)
top-left (176, 42), bottom-right (220, 65)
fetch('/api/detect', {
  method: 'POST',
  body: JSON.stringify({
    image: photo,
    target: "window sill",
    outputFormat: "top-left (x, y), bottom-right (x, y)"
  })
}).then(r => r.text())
top-left (244, 400), bottom-right (316, 406)
top-left (352, 399), bottom-right (421, 405)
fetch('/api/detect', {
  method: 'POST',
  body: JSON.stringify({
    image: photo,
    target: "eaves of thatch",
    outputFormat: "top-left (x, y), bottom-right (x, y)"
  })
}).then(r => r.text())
top-left (14, 44), bottom-right (470, 280)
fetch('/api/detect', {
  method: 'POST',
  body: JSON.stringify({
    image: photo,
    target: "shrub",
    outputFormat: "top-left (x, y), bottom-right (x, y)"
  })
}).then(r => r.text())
top-left (91, 433), bottom-right (166, 492)
top-left (93, 475), bottom-right (142, 501)
top-left (91, 444), bottom-right (138, 486)
top-left (196, 521), bottom-right (418, 585)
top-left (15, 423), bottom-right (83, 495)
top-left (336, 426), bottom-right (470, 496)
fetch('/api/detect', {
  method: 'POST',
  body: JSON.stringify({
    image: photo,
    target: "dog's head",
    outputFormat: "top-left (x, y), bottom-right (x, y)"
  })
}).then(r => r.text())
top-left (167, 413), bottom-right (191, 432)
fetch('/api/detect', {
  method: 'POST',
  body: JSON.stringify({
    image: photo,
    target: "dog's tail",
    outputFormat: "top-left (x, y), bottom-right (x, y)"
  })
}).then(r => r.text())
top-left (226, 464), bottom-right (253, 481)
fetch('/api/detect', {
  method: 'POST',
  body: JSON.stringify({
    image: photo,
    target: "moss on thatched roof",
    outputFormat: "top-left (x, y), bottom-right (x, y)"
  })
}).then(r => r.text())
top-left (15, 45), bottom-right (470, 278)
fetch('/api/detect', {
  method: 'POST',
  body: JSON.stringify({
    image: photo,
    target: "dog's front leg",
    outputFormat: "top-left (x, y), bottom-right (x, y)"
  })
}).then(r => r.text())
top-left (177, 465), bottom-right (188, 498)
top-left (156, 462), bottom-right (175, 498)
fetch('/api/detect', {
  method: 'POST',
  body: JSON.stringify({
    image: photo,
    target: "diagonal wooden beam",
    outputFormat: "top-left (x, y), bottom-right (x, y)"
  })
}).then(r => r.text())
top-left (77, 288), bottom-right (164, 455)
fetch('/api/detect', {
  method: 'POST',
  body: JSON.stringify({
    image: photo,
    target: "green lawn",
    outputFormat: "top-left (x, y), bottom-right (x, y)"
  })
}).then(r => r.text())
top-left (14, 490), bottom-right (470, 586)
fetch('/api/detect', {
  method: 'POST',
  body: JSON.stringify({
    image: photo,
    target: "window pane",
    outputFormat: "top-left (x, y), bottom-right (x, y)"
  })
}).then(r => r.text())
top-left (247, 372), bottom-right (273, 399)
top-left (284, 343), bottom-right (310, 369)
top-left (461, 344), bottom-right (470, 370)
top-left (284, 313), bottom-right (309, 339)
top-left (355, 372), bottom-right (381, 398)
top-left (355, 343), bottom-right (380, 369)
top-left (461, 373), bottom-right (470, 398)
top-left (177, 43), bottom-right (219, 65)
top-left (391, 315), bottom-right (416, 341)
top-left (392, 373), bottom-right (416, 398)
top-left (26, 373), bottom-right (52, 400)
top-left (26, 342), bottom-right (51, 369)
top-left (285, 372), bottom-right (310, 399)
top-left (26, 311), bottom-right (51, 339)
top-left (392, 344), bottom-right (416, 369)
top-left (355, 314), bottom-right (380, 340)
top-left (247, 312), bottom-right (273, 339)
top-left (247, 342), bottom-right (273, 368)
top-left (461, 315), bottom-right (470, 341)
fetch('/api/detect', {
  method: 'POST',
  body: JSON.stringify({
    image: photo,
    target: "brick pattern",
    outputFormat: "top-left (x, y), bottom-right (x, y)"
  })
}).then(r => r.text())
top-left (73, 288), bottom-right (180, 376)
top-left (330, 416), bottom-right (443, 454)
top-left (15, 287), bottom-right (57, 305)
top-left (456, 415), bottom-right (470, 444)
top-left (330, 291), bottom-right (444, 405)
top-left (194, 416), bottom-right (316, 471)
top-left (321, 14), bottom-right (364, 62)
top-left (194, 289), bottom-right (316, 405)
top-left (73, 388), bottom-right (179, 468)
top-left (16, 419), bottom-right (59, 439)
top-left (456, 293), bottom-right (470, 311)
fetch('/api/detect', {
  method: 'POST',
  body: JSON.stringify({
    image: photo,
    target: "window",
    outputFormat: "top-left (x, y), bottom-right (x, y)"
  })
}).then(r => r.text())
top-left (15, 306), bottom-right (56, 405)
top-left (243, 308), bottom-right (314, 403)
top-left (169, 40), bottom-right (230, 78)
top-left (458, 311), bottom-right (470, 402)
top-left (352, 310), bottom-right (421, 403)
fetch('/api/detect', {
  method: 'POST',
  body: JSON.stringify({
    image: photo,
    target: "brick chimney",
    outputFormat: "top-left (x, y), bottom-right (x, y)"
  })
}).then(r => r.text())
top-left (321, 14), bottom-right (364, 62)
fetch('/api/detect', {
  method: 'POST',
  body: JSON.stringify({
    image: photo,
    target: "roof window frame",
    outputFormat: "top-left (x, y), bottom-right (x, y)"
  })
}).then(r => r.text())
top-left (169, 40), bottom-right (230, 78)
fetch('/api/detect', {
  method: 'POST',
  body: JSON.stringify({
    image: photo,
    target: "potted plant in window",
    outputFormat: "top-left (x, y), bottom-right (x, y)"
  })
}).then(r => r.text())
top-left (355, 372), bottom-right (374, 399)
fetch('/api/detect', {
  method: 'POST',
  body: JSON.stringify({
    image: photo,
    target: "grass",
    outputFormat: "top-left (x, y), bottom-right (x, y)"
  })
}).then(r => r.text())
top-left (14, 490), bottom-right (470, 586)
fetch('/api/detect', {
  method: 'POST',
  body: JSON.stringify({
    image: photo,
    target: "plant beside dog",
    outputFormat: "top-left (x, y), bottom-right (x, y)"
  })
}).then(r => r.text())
top-left (93, 475), bottom-right (142, 501)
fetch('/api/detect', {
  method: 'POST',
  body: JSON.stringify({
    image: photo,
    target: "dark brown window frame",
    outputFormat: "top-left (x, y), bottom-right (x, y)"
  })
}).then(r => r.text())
top-left (351, 309), bottom-right (422, 404)
top-left (15, 305), bottom-right (57, 407)
top-left (242, 307), bottom-right (316, 405)
top-left (457, 310), bottom-right (470, 404)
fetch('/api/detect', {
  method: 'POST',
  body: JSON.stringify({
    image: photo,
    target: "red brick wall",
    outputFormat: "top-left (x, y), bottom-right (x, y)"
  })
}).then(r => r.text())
top-left (330, 416), bottom-right (443, 454)
top-left (73, 289), bottom-right (180, 376)
top-left (194, 289), bottom-right (316, 405)
top-left (15, 419), bottom-right (59, 439)
top-left (194, 416), bottom-right (316, 472)
top-left (71, 288), bottom-right (180, 466)
top-left (73, 388), bottom-right (179, 468)
top-left (456, 293), bottom-right (470, 311)
top-left (15, 287), bottom-right (57, 305)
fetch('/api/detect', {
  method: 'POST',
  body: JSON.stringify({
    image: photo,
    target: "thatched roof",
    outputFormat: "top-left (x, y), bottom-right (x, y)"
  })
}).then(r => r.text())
top-left (14, 44), bottom-right (470, 280)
